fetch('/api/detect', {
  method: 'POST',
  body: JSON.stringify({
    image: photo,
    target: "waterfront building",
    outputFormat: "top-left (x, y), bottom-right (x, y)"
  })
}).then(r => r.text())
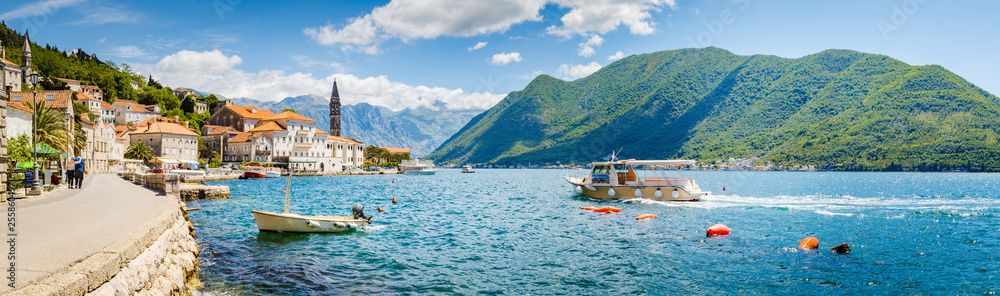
top-left (223, 132), bottom-right (273, 163)
top-left (4, 99), bottom-right (32, 138)
top-left (81, 85), bottom-right (103, 100)
top-left (113, 99), bottom-right (160, 125)
top-left (7, 90), bottom-right (77, 156)
top-left (130, 118), bottom-right (199, 162)
top-left (78, 93), bottom-right (115, 124)
top-left (332, 136), bottom-right (366, 168)
top-left (56, 78), bottom-right (82, 92)
top-left (0, 43), bottom-right (22, 94)
top-left (201, 124), bottom-right (237, 159)
top-left (249, 111), bottom-right (340, 172)
top-left (204, 104), bottom-right (277, 132)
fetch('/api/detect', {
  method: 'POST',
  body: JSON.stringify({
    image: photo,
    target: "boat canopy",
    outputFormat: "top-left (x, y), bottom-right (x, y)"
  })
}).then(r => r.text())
top-left (589, 159), bottom-right (696, 166)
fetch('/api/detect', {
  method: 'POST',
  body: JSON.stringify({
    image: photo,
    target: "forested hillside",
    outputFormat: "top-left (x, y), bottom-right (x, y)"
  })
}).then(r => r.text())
top-left (425, 47), bottom-right (1000, 171)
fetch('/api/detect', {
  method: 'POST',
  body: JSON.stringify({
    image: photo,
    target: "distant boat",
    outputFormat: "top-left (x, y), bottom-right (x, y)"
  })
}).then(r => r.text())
top-left (401, 159), bottom-right (437, 175)
top-left (461, 165), bottom-right (475, 173)
top-left (265, 167), bottom-right (282, 178)
top-left (252, 164), bottom-right (370, 233)
top-left (564, 159), bottom-right (710, 201)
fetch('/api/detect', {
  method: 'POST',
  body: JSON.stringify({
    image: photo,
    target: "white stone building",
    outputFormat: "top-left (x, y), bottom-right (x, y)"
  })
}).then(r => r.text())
top-left (113, 99), bottom-right (160, 125)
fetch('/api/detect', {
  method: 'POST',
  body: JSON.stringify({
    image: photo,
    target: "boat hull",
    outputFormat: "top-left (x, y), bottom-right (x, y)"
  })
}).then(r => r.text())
top-left (404, 170), bottom-right (437, 175)
top-left (564, 178), bottom-right (705, 201)
top-left (244, 171), bottom-right (266, 179)
top-left (265, 172), bottom-right (281, 178)
top-left (252, 210), bottom-right (367, 233)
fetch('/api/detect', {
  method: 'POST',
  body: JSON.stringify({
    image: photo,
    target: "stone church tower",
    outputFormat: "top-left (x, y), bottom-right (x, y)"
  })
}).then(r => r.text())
top-left (21, 34), bottom-right (32, 85)
top-left (329, 79), bottom-right (341, 136)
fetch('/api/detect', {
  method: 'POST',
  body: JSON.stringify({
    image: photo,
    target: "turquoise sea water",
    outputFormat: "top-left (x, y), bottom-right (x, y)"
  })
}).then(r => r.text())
top-left (191, 170), bottom-right (999, 295)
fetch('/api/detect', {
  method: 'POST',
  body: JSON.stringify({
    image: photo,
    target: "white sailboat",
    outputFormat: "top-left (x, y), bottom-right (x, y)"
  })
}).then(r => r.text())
top-left (252, 166), bottom-right (370, 233)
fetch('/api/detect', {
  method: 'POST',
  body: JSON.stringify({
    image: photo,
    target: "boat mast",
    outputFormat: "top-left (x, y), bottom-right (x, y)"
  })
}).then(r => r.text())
top-left (283, 168), bottom-right (292, 214)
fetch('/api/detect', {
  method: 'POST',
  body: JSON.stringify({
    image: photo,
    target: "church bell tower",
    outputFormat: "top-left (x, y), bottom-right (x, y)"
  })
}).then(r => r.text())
top-left (329, 79), bottom-right (341, 137)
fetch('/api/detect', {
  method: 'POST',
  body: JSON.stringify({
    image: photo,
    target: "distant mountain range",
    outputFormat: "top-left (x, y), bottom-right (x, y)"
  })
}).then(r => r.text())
top-left (228, 95), bottom-right (484, 157)
top-left (425, 47), bottom-right (1000, 171)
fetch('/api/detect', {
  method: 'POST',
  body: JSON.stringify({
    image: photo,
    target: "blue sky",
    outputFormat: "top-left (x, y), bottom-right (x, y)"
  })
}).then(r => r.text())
top-left (2, 0), bottom-right (998, 111)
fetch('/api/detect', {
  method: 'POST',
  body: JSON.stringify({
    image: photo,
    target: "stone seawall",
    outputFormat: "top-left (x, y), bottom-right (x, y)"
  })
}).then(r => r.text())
top-left (11, 204), bottom-right (200, 296)
top-left (9, 174), bottom-right (200, 295)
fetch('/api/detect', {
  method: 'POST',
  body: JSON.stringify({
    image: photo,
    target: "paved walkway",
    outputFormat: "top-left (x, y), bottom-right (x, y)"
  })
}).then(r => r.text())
top-left (2, 174), bottom-right (173, 293)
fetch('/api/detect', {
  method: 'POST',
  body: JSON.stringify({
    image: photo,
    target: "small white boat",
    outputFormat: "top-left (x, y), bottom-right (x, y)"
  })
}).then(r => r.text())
top-left (401, 159), bottom-right (438, 175)
top-left (252, 165), bottom-right (370, 233)
top-left (265, 168), bottom-right (282, 178)
top-left (461, 165), bottom-right (475, 173)
top-left (404, 167), bottom-right (437, 175)
top-left (564, 159), bottom-right (709, 201)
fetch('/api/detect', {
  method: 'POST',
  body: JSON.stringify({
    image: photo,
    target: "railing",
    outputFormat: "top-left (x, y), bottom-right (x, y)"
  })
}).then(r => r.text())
top-left (255, 150), bottom-right (271, 156)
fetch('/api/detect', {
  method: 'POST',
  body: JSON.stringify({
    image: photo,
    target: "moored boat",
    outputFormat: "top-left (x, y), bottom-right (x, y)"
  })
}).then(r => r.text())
top-left (243, 171), bottom-right (266, 178)
top-left (252, 162), bottom-right (371, 233)
top-left (564, 159), bottom-right (709, 201)
top-left (461, 165), bottom-right (475, 173)
top-left (401, 159), bottom-right (437, 175)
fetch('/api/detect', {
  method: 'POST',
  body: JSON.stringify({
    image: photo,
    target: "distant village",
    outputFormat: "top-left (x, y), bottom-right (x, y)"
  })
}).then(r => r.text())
top-left (0, 35), bottom-right (415, 179)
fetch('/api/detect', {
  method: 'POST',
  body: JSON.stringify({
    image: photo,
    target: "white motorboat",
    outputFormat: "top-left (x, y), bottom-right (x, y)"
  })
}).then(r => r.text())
top-left (252, 166), bottom-right (370, 233)
top-left (564, 159), bottom-right (709, 201)
top-left (461, 165), bottom-right (475, 173)
top-left (401, 159), bottom-right (438, 175)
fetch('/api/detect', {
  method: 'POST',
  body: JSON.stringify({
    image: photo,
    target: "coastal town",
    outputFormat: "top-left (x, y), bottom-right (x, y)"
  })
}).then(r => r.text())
top-left (0, 35), bottom-right (389, 200)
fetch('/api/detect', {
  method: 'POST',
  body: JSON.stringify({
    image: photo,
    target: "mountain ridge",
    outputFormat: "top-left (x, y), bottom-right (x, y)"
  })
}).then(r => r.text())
top-left (425, 47), bottom-right (1000, 171)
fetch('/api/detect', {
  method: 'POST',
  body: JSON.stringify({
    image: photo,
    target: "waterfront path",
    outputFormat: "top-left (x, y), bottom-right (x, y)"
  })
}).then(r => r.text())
top-left (3, 174), bottom-right (173, 293)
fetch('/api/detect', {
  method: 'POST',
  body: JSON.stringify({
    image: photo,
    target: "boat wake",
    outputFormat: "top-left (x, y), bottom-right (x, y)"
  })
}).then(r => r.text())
top-left (637, 194), bottom-right (1000, 218)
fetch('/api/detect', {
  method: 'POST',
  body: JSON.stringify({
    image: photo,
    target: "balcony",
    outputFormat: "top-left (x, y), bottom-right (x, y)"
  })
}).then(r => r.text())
top-left (255, 150), bottom-right (271, 156)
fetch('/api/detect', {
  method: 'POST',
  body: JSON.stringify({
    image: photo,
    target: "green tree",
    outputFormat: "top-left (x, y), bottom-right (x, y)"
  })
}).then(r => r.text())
top-left (180, 95), bottom-right (196, 113)
top-left (23, 101), bottom-right (69, 155)
top-left (209, 151), bottom-right (222, 168)
top-left (125, 142), bottom-right (154, 163)
top-left (282, 108), bottom-right (296, 113)
top-left (6, 135), bottom-right (31, 167)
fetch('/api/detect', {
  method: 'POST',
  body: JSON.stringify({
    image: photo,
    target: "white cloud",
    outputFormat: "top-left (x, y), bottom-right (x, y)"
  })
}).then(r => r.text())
top-left (607, 50), bottom-right (625, 61)
top-left (97, 37), bottom-right (106, 44)
top-left (490, 52), bottom-right (523, 65)
top-left (578, 46), bottom-right (595, 57)
top-left (468, 41), bottom-right (488, 51)
top-left (546, 0), bottom-right (675, 37)
top-left (0, 0), bottom-right (85, 20)
top-left (577, 34), bottom-right (603, 56)
top-left (556, 61), bottom-right (602, 80)
top-left (291, 54), bottom-right (348, 72)
top-left (69, 4), bottom-right (139, 25)
top-left (108, 46), bottom-right (148, 58)
top-left (136, 51), bottom-right (506, 112)
top-left (304, 0), bottom-right (547, 53)
top-left (155, 49), bottom-right (243, 74)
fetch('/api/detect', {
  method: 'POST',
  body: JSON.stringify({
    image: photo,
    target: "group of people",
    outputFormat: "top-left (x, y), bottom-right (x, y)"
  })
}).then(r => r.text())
top-left (67, 156), bottom-right (86, 189)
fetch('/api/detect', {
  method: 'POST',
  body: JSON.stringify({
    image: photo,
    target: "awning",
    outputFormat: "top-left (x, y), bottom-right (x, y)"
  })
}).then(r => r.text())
top-left (152, 158), bottom-right (181, 164)
top-left (186, 161), bottom-right (200, 167)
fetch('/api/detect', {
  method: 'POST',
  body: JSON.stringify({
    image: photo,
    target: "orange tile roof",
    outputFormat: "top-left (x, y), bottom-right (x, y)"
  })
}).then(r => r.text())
top-left (81, 85), bottom-right (102, 92)
top-left (132, 121), bottom-right (199, 137)
top-left (248, 121), bottom-right (286, 132)
top-left (228, 132), bottom-right (252, 143)
top-left (265, 110), bottom-right (316, 122)
top-left (6, 101), bottom-right (33, 114)
top-left (79, 113), bottom-right (95, 125)
top-left (224, 105), bottom-right (277, 120)
top-left (56, 78), bottom-right (80, 83)
top-left (327, 135), bottom-right (362, 144)
top-left (314, 128), bottom-right (327, 135)
top-left (113, 99), bottom-right (159, 113)
top-left (1, 59), bottom-right (17, 67)
top-left (382, 147), bottom-right (411, 154)
top-left (76, 93), bottom-right (114, 109)
top-left (203, 125), bottom-right (237, 135)
top-left (115, 125), bottom-right (135, 133)
top-left (9, 90), bottom-right (74, 109)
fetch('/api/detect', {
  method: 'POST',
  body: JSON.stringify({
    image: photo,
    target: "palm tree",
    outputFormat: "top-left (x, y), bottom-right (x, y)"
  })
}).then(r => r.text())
top-left (23, 101), bottom-right (69, 155)
top-left (125, 142), bottom-right (154, 163)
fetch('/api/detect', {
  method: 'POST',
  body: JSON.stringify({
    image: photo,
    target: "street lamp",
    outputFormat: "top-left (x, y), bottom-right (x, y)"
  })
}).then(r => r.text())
top-left (28, 70), bottom-right (40, 196)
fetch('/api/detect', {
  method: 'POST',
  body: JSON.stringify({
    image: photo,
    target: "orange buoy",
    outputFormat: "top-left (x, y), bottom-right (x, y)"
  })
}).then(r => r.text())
top-left (580, 206), bottom-right (597, 210)
top-left (377, 206), bottom-right (384, 213)
top-left (798, 237), bottom-right (819, 249)
top-left (723, 186), bottom-right (726, 191)
top-left (593, 206), bottom-right (622, 213)
top-left (505, 181), bottom-right (509, 184)
top-left (392, 196), bottom-right (398, 203)
top-left (635, 214), bottom-right (658, 220)
top-left (829, 243), bottom-right (850, 254)
top-left (392, 179), bottom-right (395, 183)
top-left (706, 224), bottom-right (732, 237)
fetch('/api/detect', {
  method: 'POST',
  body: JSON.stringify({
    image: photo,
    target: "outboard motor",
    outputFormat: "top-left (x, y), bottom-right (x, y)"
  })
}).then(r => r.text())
top-left (352, 204), bottom-right (372, 223)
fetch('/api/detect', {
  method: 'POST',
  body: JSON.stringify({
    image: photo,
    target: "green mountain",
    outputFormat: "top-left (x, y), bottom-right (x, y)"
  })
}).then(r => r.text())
top-left (425, 47), bottom-right (1000, 171)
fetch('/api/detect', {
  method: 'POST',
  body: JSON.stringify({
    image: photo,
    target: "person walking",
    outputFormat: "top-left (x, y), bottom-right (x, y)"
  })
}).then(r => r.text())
top-left (71, 157), bottom-right (86, 189)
